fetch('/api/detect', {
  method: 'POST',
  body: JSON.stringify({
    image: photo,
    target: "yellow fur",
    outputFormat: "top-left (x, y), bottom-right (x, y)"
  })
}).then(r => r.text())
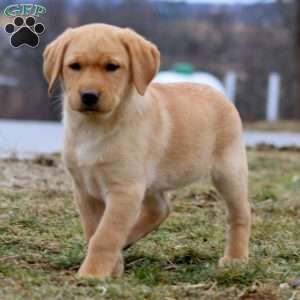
top-left (43, 23), bottom-right (251, 279)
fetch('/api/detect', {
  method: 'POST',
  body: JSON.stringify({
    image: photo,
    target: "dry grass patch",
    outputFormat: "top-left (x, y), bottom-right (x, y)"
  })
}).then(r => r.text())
top-left (0, 150), bottom-right (299, 299)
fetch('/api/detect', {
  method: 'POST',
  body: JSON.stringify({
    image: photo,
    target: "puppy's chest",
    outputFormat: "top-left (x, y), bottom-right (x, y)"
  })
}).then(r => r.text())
top-left (74, 134), bottom-right (112, 166)
top-left (68, 119), bottom-right (119, 162)
top-left (80, 166), bottom-right (105, 200)
top-left (65, 153), bottom-right (107, 200)
top-left (64, 133), bottom-right (117, 199)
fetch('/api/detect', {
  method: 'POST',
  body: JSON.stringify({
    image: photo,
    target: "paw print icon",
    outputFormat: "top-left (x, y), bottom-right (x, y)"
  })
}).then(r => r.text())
top-left (5, 16), bottom-right (45, 48)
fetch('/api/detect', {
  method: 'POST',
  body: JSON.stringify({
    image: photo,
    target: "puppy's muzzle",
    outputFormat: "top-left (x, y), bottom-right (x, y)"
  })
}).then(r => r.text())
top-left (80, 90), bottom-right (100, 110)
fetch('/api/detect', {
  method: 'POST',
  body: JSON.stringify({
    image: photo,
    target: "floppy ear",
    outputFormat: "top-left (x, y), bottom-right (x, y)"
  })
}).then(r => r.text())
top-left (120, 28), bottom-right (160, 95)
top-left (43, 29), bottom-right (73, 95)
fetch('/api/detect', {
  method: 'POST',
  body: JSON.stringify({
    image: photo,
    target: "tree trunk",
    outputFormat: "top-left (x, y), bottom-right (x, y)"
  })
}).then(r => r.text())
top-left (292, 0), bottom-right (300, 118)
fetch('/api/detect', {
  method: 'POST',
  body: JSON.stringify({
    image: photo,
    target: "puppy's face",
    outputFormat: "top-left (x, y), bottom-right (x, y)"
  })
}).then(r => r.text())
top-left (63, 27), bottom-right (130, 114)
top-left (43, 24), bottom-right (160, 116)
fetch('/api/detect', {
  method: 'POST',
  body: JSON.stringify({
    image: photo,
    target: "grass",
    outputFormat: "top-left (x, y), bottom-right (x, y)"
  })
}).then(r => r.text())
top-left (0, 150), bottom-right (299, 299)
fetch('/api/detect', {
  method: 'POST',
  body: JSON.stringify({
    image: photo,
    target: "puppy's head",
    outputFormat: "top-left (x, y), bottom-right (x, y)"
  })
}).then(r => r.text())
top-left (43, 24), bottom-right (160, 115)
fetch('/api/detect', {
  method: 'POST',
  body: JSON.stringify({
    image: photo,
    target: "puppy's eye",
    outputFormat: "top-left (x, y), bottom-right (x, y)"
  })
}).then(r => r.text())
top-left (69, 63), bottom-right (81, 71)
top-left (105, 63), bottom-right (120, 72)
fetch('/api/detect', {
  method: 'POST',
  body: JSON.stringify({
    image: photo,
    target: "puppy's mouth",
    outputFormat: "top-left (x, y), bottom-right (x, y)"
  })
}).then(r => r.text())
top-left (78, 106), bottom-right (112, 115)
top-left (80, 107), bottom-right (99, 113)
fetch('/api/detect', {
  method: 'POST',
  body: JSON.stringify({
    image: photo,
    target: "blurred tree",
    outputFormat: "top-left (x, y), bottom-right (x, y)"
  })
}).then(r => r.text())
top-left (293, 0), bottom-right (300, 118)
top-left (0, 0), bottom-right (298, 121)
top-left (276, 0), bottom-right (300, 118)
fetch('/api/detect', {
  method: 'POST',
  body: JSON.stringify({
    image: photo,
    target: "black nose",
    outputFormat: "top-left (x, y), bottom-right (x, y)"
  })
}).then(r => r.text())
top-left (81, 90), bottom-right (100, 107)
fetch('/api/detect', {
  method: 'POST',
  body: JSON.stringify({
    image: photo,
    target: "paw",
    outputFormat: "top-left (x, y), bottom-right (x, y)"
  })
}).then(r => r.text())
top-left (5, 16), bottom-right (45, 48)
top-left (77, 252), bottom-right (123, 280)
top-left (218, 255), bottom-right (248, 267)
top-left (77, 263), bottom-right (109, 280)
top-left (77, 257), bottom-right (111, 280)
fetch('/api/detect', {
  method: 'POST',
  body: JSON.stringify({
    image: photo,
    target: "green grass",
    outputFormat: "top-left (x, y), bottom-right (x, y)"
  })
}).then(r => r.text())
top-left (0, 150), bottom-right (299, 299)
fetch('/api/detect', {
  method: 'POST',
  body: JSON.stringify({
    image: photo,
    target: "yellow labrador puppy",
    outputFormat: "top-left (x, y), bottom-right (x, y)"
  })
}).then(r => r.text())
top-left (43, 23), bottom-right (251, 279)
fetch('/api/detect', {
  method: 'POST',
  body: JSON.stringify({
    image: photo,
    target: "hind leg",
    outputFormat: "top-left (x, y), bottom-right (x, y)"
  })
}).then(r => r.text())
top-left (125, 192), bottom-right (170, 247)
top-left (111, 192), bottom-right (170, 276)
top-left (111, 192), bottom-right (170, 277)
top-left (212, 142), bottom-right (251, 265)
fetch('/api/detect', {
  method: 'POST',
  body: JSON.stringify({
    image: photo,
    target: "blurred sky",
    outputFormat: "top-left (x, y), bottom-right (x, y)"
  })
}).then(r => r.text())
top-left (166, 0), bottom-right (273, 3)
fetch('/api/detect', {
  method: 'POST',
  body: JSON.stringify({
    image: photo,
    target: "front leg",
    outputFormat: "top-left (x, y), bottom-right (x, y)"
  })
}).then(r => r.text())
top-left (73, 186), bottom-right (105, 242)
top-left (78, 183), bottom-right (145, 279)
